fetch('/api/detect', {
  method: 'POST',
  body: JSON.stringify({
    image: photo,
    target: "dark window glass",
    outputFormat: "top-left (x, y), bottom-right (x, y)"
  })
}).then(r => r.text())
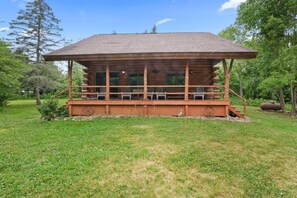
top-left (96, 72), bottom-right (106, 92)
top-left (166, 73), bottom-right (185, 85)
top-left (128, 73), bottom-right (144, 85)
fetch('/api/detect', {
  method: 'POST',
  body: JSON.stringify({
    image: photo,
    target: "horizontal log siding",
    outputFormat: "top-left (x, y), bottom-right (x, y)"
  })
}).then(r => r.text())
top-left (83, 59), bottom-right (218, 98)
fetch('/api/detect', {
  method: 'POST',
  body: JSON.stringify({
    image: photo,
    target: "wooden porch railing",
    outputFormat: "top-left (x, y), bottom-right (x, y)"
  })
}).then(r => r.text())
top-left (70, 85), bottom-right (225, 100)
top-left (53, 88), bottom-right (68, 99)
top-left (230, 89), bottom-right (247, 115)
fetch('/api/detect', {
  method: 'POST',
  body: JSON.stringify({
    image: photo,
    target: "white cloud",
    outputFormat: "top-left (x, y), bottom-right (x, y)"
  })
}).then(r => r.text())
top-left (155, 18), bottom-right (174, 26)
top-left (0, 27), bottom-right (9, 32)
top-left (219, 0), bottom-right (246, 12)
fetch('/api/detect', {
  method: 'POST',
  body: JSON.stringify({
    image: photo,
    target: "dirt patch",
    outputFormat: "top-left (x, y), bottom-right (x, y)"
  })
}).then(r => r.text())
top-left (147, 144), bottom-right (180, 156)
top-left (132, 124), bottom-right (152, 129)
top-left (132, 159), bottom-right (175, 183)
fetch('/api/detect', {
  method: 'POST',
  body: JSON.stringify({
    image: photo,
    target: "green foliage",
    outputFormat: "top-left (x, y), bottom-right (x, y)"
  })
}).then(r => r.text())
top-left (56, 105), bottom-right (69, 117)
top-left (22, 62), bottom-right (63, 92)
top-left (247, 98), bottom-right (268, 107)
top-left (0, 40), bottom-right (27, 107)
top-left (0, 94), bottom-right (9, 109)
top-left (8, 0), bottom-right (64, 105)
top-left (37, 97), bottom-right (59, 121)
top-left (37, 97), bottom-right (68, 121)
top-left (21, 62), bottom-right (64, 105)
top-left (218, 0), bottom-right (297, 114)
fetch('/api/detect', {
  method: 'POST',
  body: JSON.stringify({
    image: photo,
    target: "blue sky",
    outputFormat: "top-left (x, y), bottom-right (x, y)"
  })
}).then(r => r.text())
top-left (0, 0), bottom-right (245, 42)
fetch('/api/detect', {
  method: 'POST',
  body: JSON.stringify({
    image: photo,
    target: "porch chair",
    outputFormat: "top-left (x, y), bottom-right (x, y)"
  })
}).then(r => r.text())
top-left (147, 88), bottom-right (154, 100)
top-left (156, 87), bottom-right (166, 100)
top-left (96, 87), bottom-right (106, 100)
top-left (193, 87), bottom-right (205, 100)
top-left (121, 88), bottom-right (132, 100)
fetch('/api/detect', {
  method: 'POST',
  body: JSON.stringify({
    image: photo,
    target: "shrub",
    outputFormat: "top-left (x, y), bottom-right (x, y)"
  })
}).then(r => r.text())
top-left (247, 98), bottom-right (268, 107)
top-left (38, 98), bottom-right (59, 121)
top-left (0, 94), bottom-right (9, 109)
top-left (56, 106), bottom-right (69, 117)
top-left (37, 98), bottom-right (69, 121)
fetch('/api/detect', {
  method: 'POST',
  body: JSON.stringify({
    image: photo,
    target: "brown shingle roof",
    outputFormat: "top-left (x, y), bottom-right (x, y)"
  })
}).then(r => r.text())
top-left (44, 32), bottom-right (257, 61)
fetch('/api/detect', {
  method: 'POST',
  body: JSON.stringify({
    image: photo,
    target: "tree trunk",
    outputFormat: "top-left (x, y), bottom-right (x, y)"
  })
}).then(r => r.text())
top-left (35, 86), bottom-right (41, 106)
top-left (36, 15), bottom-right (41, 63)
top-left (237, 70), bottom-right (243, 97)
top-left (278, 88), bottom-right (286, 113)
top-left (290, 81), bottom-right (297, 115)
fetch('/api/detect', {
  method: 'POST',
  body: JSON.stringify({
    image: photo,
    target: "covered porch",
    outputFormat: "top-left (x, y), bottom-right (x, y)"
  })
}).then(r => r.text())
top-left (66, 59), bottom-right (236, 117)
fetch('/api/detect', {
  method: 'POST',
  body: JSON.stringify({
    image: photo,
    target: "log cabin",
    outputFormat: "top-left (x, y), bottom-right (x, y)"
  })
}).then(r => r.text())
top-left (43, 32), bottom-right (257, 118)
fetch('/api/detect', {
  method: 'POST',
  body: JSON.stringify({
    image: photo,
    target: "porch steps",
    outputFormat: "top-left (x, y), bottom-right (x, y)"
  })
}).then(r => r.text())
top-left (228, 105), bottom-right (244, 118)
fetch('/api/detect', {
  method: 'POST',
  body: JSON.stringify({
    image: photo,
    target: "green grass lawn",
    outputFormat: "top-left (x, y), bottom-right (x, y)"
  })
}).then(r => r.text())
top-left (0, 100), bottom-right (296, 197)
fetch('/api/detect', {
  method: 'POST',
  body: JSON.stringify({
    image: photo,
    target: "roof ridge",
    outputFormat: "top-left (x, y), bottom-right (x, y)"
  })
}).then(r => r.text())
top-left (92, 32), bottom-right (213, 36)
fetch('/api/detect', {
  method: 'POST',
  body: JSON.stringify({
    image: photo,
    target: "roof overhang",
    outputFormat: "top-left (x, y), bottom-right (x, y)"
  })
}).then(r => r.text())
top-left (43, 52), bottom-right (258, 62)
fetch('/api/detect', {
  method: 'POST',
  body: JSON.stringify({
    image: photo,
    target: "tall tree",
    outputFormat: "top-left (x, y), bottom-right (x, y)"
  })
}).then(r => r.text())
top-left (9, 0), bottom-right (62, 63)
top-left (0, 40), bottom-right (27, 107)
top-left (9, 0), bottom-right (64, 105)
top-left (151, 25), bottom-right (157, 34)
top-left (236, 0), bottom-right (297, 113)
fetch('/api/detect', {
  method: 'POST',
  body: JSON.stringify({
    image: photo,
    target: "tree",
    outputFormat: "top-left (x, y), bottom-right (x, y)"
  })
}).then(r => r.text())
top-left (22, 62), bottom-right (63, 105)
top-left (9, 0), bottom-right (63, 63)
top-left (9, 0), bottom-right (64, 105)
top-left (0, 40), bottom-right (27, 107)
top-left (151, 25), bottom-right (157, 34)
top-left (236, 0), bottom-right (297, 113)
top-left (218, 25), bottom-right (250, 96)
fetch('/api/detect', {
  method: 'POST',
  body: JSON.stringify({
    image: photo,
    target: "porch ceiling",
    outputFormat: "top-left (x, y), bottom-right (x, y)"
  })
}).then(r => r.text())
top-left (77, 59), bottom-right (222, 68)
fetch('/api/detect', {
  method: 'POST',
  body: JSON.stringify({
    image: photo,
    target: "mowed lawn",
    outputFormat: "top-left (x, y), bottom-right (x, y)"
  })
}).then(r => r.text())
top-left (0, 100), bottom-right (296, 197)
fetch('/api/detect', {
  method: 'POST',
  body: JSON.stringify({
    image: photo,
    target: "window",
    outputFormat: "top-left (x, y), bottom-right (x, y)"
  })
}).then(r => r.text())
top-left (96, 72), bottom-right (119, 96)
top-left (128, 73), bottom-right (144, 85)
top-left (166, 73), bottom-right (185, 85)
top-left (96, 72), bottom-right (106, 86)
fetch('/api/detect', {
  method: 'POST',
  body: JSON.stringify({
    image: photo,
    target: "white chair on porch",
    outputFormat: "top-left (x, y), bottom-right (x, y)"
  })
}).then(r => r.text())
top-left (96, 88), bottom-right (106, 100)
top-left (156, 88), bottom-right (166, 100)
top-left (194, 87), bottom-right (205, 100)
top-left (147, 88), bottom-right (154, 100)
top-left (121, 88), bottom-right (132, 100)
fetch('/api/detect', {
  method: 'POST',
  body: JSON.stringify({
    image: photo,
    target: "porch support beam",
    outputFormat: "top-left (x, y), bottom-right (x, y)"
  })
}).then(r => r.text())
top-left (144, 60), bottom-right (148, 100)
top-left (185, 60), bottom-right (189, 100)
top-left (106, 62), bottom-right (110, 100)
top-left (222, 59), bottom-right (234, 100)
top-left (68, 60), bottom-right (73, 100)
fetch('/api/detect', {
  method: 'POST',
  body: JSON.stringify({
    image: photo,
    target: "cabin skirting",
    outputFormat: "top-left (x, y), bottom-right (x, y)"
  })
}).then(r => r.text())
top-left (68, 100), bottom-right (230, 117)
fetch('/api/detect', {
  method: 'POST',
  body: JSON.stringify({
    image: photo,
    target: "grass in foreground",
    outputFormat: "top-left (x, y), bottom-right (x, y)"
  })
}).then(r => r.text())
top-left (0, 100), bottom-right (296, 197)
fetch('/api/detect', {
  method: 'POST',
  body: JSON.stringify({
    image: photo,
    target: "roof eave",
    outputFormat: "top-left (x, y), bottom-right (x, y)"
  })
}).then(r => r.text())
top-left (43, 52), bottom-right (258, 62)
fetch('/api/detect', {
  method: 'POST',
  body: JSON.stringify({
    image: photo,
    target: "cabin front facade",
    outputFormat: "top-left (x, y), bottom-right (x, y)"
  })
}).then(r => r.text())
top-left (44, 33), bottom-right (257, 118)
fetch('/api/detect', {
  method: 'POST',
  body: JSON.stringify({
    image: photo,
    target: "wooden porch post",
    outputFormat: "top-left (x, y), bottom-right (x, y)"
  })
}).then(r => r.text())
top-left (185, 60), bottom-right (189, 116)
top-left (106, 62), bottom-right (110, 100)
top-left (185, 60), bottom-right (189, 100)
top-left (222, 59), bottom-right (234, 100)
top-left (144, 60), bottom-right (148, 100)
top-left (68, 60), bottom-right (73, 100)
